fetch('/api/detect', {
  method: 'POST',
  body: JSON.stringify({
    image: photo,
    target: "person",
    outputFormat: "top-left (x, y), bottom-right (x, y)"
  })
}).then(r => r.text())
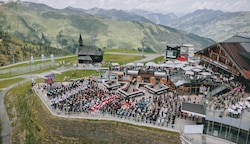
top-left (31, 77), bottom-right (35, 86)
top-left (248, 102), bottom-right (250, 112)
top-left (241, 86), bottom-right (245, 98)
top-left (171, 119), bottom-right (175, 128)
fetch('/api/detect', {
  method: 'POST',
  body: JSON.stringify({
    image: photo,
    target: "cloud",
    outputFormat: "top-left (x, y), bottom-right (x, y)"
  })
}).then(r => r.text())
top-left (191, 1), bottom-right (215, 10)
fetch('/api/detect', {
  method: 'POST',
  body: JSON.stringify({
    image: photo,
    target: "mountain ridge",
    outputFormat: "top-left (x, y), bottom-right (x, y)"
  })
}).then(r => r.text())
top-left (169, 9), bottom-right (250, 42)
top-left (131, 8), bottom-right (250, 42)
top-left (0, 1), bottom-right (215, 55)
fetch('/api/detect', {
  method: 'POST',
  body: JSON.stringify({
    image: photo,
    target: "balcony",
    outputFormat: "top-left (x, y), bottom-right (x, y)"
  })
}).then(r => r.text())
top-left (201, 56), bottom-right (239, 75)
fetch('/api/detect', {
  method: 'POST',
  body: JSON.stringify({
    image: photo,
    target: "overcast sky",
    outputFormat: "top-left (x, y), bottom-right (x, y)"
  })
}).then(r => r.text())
top-left (4, 0), bottom-right (250, 15)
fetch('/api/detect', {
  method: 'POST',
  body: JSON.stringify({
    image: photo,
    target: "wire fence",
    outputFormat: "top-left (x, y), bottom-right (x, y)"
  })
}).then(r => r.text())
top-left (0, 62), bottom-right (56, 76)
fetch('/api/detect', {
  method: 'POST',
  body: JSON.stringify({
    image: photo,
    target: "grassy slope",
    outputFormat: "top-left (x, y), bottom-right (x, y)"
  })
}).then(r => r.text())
top-left (103, 54), bottom-right (142, 66)
top-left (147, 56), bottom-right (165, 63)
top-left (5, 81), bottom-right (181, 144)
top-left (0, 122), bottom-right (1, 144)
top-left (0, 77), bottom-right (25, 89)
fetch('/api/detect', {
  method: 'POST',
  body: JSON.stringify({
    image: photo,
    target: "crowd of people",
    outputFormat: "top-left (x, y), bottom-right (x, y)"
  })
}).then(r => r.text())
top-left (207, 82), bottom-right (249, 118)
top-left (37, 60), bottom-right (249, 129)
top-left (41, 76), bottom-right (203, 128)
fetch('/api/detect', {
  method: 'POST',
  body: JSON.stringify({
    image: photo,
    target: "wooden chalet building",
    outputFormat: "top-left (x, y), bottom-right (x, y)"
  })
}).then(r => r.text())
top-left (195, 34), bottom-right (250, 87)
top-left (77, 34), bottom-right (103, 64)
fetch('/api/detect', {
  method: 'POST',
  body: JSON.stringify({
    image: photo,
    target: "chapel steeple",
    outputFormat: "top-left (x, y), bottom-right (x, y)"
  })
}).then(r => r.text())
top-left (79, 34), bottom-right (83, 46)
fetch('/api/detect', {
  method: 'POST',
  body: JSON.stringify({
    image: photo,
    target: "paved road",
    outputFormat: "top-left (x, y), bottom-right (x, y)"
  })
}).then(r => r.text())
top-left (0, 77), bottom-right (32, 144)
top-left (0, 89), bottom-right (11, 144)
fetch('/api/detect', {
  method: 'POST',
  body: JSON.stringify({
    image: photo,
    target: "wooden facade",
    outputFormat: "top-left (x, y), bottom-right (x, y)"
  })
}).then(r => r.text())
top-left (198, 44), bottom-right (239, 76)
top-left (196, 37), bottom-right (250, 85)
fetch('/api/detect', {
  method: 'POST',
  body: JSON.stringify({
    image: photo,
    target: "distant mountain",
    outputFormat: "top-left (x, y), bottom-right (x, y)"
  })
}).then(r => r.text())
top-left (131, 9), bottom-right (178, 26)
top-left (169, 9), bottom-right (250, 42)
top-left (21, 1), bottom-right (57, 11)
top-left (0, 1), bottom-right (214, 55)
top-left (83, 7), bottom-right (152, 22)
top-left (62, 6), bottom-right (87, 14)
top-left (130, 9), bottom-right (250, 42)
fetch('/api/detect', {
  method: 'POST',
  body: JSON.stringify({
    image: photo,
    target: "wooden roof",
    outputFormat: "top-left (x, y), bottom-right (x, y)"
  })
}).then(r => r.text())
top-left (78, 45), bottom-right (103, 56)
top-left (196, 41), bottom-right (250, 80)
top-left (220, 43), bottom-right (250, 79)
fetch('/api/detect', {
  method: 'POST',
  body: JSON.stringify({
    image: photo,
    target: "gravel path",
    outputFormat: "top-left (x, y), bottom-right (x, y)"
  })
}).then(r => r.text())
top-left (0, 89), bottom-right (11, 144)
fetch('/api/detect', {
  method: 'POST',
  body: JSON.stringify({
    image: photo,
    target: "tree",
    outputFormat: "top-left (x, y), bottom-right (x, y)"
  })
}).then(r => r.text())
top-left (56, 30), bottom-right (63, 48)
top-left (0, 53), bottom-right (8, 66)
top-left (61, 39), bottom-right (68, 49)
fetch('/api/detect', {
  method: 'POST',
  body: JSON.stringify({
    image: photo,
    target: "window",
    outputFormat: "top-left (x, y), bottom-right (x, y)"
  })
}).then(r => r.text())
top-left (166, 50), bottom-right (177, 58)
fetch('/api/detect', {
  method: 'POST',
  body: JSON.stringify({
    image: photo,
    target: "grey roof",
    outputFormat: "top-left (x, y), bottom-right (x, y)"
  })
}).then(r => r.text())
top-left (78, 45), bottom-right (103, 56)
top-left (224, 35), bottom-right (250, 43)
top-left (181, 102), bottom-right (206, 117)
top-left (166, 44), bottom-right (182, 47)
top-left (240, 42), bottom-right (250, 52)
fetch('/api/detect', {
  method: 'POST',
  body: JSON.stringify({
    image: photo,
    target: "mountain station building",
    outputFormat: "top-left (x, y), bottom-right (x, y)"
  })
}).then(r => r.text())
top-left (195, 33), bottom-right (250, 143)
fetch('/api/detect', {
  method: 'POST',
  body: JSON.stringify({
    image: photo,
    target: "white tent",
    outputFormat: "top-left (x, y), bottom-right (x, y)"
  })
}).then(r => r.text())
top-left (126, 63), bottom-right (134, 66)
top-left (161, 63), bottom-right (175, 68)
top-left (153, 63), bottom-right (160, 67)
top-left (185, 71), bottom-right (194, 75)
top-left (127, 70), bottom-right (138, 75)
top-left (195, 65), bottom-right (205, 69)
top-left (160, 63), bottom-right (169, 67)
top-left (154, 72), bottom-right (166, 77)
top-left (136, 63), bottom-right (144, 67)
top-left (174, 60), bottom-right (188, 65)
top-left (165, 61), bottom-right (173, 64)
top-left (145, 62), bottom-right (156, 66)
top-left (111, 62), bottom-right (120, 66)
top-left (200, 71), bottom-right (211, 76)
top-left (174, 64), bottom-right (185, 68)
top-left (192, 68), bottom-right (202, 72)
top-left (188, 59), bottom-right (200, 63)
top-left (182, 66), bottom-right (194, 71)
